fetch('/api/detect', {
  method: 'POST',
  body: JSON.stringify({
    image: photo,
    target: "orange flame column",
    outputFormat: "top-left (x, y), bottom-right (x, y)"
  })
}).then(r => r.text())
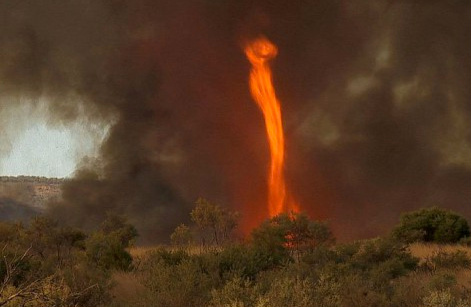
top-left (245, 37), bottom-right (298, 217)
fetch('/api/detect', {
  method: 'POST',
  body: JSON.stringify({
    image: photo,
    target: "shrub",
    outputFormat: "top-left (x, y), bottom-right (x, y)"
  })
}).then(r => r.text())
top-left (216, 244), bottom-right (290, 280)
top-left (302, 237), bottom-right (419, 302)
top-left (60, 261), bottom-right (113, 307)
top-left (349, 238), bottom-right (419, 278)
top-left (209, 277), bottom-right (258, 307)
top-left (171, 224), bottom-right (193, 248)
top-left (0, 217), bottom-right (115, 307)
top-left (421, 289), bottom-right (470, 307)
top-left (86, 232), bottom-right (133, 271)
top-left (428, 272), bottom-right (457, 291)
top-left (100, 213), bottom-right (138, 248)
top-left (251, 212), bottom-right (334, 263)
top-left (191, 198), bottom-right (239, 247)
top-left (422, 250), bottom-right (471, 271)
top-left (300, 245), bottom-right (340, 270)
top-left (146, 248), bottom-right (190, 266)
top-left (138, 257), bottom-right (213, 307)
top-left (458, 236), bottom-right (471, 246)
top-left (250, 217), bottom-right (291, 265)
top-left (392, 207), bottom-right (470, 243)
top-left (255, 276), bottom-right (316, 307)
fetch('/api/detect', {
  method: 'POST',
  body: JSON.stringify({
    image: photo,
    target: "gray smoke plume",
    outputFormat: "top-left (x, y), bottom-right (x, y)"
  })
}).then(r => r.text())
top-left (1, 0), bottom-right (471, 242)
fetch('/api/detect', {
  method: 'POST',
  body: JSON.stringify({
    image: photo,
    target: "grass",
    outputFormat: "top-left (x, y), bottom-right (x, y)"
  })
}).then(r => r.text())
top-left (410, 243), bottom-right (471, 288)
top-left (410, 243), bottom-right (471, 259)
top-left (129, 244), bottom-right (222, 258)
top-left (129, 246), bottom-right (159, 258)
top-left (111, 272), bottom-right (146, 305)
top-left (113, 242), bottom-right (471, 306)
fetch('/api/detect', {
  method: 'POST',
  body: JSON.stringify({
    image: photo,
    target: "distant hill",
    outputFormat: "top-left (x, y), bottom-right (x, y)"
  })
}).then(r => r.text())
top-left (0, 176), bottom-right (64, 184)
top-left (0, 176), bottom-right (64, 211)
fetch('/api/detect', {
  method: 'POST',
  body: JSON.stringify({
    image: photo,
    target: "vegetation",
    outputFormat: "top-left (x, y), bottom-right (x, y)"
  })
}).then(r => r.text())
top-left (0, 214), bottom-right (135, 306)
top-left (170, 224), bottom-right (193, 249)
top-left (251, 212), bottom-right (334, 262)
top-left (0, 176), bottom-right (65, 183)
top-left (189, 198), bottom-right (239, 247)
top-left (1, 201), bottom-right (471, 306)
top-left (0, 176), bottom-right (63, 212)
top-left (392, 207), bottom-right (470, 243)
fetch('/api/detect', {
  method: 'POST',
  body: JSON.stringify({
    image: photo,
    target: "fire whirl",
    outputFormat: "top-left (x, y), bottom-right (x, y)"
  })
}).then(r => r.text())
top-left (245, 37), bottom-right (299, 217)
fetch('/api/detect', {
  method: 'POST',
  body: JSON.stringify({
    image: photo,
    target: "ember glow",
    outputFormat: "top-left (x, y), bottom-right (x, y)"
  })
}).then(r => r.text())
top-left (245, 37), bottom-right (299, 217)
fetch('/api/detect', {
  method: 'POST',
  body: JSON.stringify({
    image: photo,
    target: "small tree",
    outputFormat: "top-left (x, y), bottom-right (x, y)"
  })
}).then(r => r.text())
top-left (85, 213), bottom-right (137, 271)
top-left (392, 207), bottom-right (470, 243)
top-left (25, 216), bottom-right (86, 266)
top-left (251, 212), bottom-right (334, 262)
top-left (100, 212), bottom-right (138, 248)
top-left (85, 232), bottom-right (133, 271)
top-left (190, 198), bottom-right (239, 247)
top-left (171, 224), bottom-right (193, 249)
top-left (0, 221), bottom-right (109, 306)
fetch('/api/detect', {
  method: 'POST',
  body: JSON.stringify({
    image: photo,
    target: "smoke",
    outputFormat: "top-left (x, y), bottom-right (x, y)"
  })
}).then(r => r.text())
top-left (0, 180), bottom-right (40, 221)
top-left (1, 0), bottom-right (471, 242)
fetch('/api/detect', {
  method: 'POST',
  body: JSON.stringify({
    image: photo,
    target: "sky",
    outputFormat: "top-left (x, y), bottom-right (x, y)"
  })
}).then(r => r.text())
top-left (1, 122), bottom-right (93, 178)
top-left (0, 99), bottom-right (109, 178)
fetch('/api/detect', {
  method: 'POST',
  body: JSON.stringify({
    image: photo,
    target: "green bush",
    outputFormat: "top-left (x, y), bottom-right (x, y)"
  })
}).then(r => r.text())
top-left (0, 216), bottom-right (115, 306)
top-left (86, 232), bottom-right (133, 271)
top-left (256, 275), bottom-right (316, 307)
top-left (147, 248), bottom-right (190, 266)
top-left (458, 236), bottom-right (471, 246)
top-left (250, 217), bottom-right (291, 266)
top-left (349, 238), bottom-right (418, 276)
top-left (100, 213), bottom-right (138, 248)
top-left (171, 224), bottom-right (193, 248)
top-left (209, 277), bottom-right (258, 307)
top-left (250, 212), bottom-right (334, 264)
top-left (215, 243), bottom-right (291, 280)
top-left (138, 256), bottom-right (214, 307)
top-left (392, 207), bottom-right (470, 243)
top-left (190, 198), bottom-right (239, 247)
top-left (428, 272), bottom-right (457, 291)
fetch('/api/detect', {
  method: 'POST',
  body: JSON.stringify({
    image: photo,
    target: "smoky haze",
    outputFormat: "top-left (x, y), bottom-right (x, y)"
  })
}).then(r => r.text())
top-left (1, 0), bottom-right (471, 242)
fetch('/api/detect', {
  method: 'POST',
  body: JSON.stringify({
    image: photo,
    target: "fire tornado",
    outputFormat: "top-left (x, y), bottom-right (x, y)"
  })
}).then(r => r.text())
top-left (245, 37), bottom-right (299, 217)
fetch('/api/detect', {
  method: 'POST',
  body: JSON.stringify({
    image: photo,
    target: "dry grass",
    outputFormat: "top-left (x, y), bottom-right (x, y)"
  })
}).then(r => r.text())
top-left (129, 244), bottom-right (221, 258)
top-left (115, 245), bottom-right (215, 304)
top-left (456, 269), bottom-right (471, 288)
top-left (409, 243), bottom-right (471, 259)
top-left (111, 271), bottom-right (146, 304)
top-left (410, 243), bottom-right (471, 288)
top-left (129, 246), bottom-right (160, 258)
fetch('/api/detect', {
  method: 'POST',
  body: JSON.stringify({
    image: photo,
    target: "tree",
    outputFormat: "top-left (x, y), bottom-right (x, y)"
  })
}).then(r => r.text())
top-left (100, 212), bottom-right (138, 248)
top-left (25, 216), bottom-right (86, 266)
top-left (85, 232), bottom-right (133, 271)
top-left (84, 213), bottom-right (137, 271)
top-left (392, 207), bottom-right (470, 243)
top-left (251, 212), bottom-right (334, 262)
top-left (190, 198), bottom-right (239, 246)
top-left (0, 241), bottom-right (107, 306)
top-left (171, 224), bottom-right (193, 249)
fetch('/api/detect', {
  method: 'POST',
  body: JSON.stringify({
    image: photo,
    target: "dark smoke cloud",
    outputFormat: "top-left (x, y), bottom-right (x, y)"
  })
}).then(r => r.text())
top-left (1, 0), bottom-right (471, 242)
